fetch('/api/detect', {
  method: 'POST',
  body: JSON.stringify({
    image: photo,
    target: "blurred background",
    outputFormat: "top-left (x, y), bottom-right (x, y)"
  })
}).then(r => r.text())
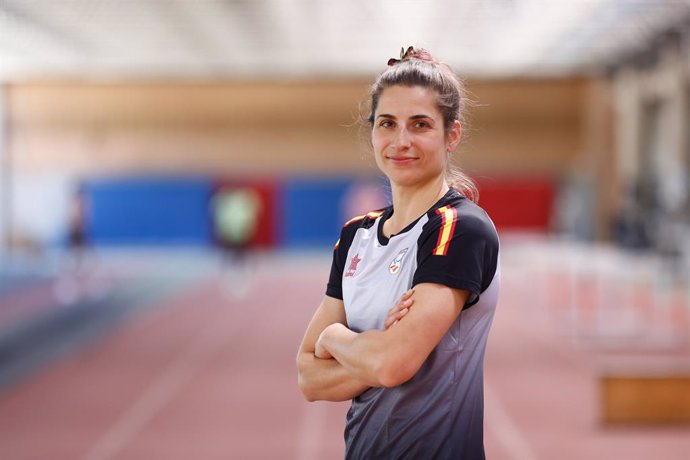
top-left (0, 1), bottom-right (689, 459)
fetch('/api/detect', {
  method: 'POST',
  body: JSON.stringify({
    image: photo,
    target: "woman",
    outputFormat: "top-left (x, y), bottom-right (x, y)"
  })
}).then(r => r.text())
top-left (296, 46), bottom-right (500, 460)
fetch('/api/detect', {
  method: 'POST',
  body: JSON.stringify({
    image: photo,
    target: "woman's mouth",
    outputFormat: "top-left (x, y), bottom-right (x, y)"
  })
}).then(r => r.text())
top-left (387, 156), bottom-right (418, 165)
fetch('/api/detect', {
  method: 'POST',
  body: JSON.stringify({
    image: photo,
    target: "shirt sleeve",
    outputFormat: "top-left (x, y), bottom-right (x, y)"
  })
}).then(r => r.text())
top-left (412, 206), bottom-right (499, 309)
top-left (325, 224), bottom-right (356, 299)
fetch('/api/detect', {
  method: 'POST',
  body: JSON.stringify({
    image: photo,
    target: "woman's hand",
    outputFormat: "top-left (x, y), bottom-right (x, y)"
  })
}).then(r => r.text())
top-left (315, 327), bottom-right (333, 359)
top-left (315, 323), bottom-right (349, 359)
top-left (384, 289), bottom-right (415, 330)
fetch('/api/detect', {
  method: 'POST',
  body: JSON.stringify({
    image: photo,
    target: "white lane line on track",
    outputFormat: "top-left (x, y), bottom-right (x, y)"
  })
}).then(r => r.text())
top-left (80, 303), bottom-right (231, 460)
top-left (484, 382), bottom-right (539, 460)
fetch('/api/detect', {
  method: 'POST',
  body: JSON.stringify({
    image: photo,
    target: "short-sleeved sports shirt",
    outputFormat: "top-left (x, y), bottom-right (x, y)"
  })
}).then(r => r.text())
top-left (326, 188), bottom-right (500, 460)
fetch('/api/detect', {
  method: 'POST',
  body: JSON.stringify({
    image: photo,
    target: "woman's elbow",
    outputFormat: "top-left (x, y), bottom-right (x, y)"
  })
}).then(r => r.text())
top-left (300, 386), bottom-right (320, 402)
top-left (297, 376), bottom-right (318, 402)
top-left (296, 357), bottom-right (318, 401)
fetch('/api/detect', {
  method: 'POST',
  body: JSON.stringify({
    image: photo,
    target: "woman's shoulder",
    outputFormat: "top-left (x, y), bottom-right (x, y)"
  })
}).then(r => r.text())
top-left (431, 189), bottom-right (490, 220)
top-left (341, 206), bottom-right (390, 231)
top-left (428, 190), bottom-right (498, 240)
top-left (333, 206), bottom-right (391, 253)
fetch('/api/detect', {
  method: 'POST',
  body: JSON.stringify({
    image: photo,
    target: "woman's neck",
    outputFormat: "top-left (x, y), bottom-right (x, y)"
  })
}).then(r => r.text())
top-left (385, 178), bottom-right (449, 236)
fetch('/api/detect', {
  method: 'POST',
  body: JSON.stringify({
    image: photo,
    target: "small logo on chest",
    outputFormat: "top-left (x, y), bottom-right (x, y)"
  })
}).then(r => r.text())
top-left (389, 248), bottom-right (409, 274)
top-left (345, 253), bottom-right (362, 277)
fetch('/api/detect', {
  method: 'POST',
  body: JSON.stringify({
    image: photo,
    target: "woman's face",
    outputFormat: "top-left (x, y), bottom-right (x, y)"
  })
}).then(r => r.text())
top-left (372, 85), bottom-right (460, 189)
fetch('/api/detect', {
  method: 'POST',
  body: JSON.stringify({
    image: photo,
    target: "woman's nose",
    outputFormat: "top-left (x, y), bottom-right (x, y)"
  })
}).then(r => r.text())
top-left (392, 127), bottom-right (411, 149)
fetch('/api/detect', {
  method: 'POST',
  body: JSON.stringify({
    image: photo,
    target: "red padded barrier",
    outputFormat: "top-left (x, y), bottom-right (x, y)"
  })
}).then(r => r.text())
top-left (475, 177), bottom-right (555, 231)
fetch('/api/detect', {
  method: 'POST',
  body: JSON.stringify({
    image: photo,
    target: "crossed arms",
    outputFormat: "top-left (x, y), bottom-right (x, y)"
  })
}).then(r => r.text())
top-left (296, 283), bottom-right (469, 402)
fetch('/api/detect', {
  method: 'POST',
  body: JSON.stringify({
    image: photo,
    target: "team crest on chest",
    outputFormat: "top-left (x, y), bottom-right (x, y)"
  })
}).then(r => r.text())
top-left (345, 253), bottom-right (362, 277)
top-left (389, 248), bottom-right (409, 274)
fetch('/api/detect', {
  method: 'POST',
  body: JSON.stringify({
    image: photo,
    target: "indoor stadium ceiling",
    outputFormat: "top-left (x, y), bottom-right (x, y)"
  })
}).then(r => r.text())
top-left (0, 0), bottom-right (689, 81)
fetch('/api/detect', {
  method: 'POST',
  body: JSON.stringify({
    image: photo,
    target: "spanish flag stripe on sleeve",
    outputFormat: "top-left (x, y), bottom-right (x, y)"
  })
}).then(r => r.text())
top-left (343, 211), bottom-right (384, 228)
top-left (338, 210), bottom-right (384, 249)
top-left (433, 206), bottom-right (458, 256)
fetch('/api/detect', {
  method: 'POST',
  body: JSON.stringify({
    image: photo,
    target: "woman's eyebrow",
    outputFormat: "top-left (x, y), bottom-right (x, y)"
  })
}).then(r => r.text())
top-left (376, 114), bottom-right (432, 120)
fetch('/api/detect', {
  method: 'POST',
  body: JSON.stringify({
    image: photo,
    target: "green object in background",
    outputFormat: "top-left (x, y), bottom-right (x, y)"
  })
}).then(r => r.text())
top-left (213, 189), bottom-right (262, 246)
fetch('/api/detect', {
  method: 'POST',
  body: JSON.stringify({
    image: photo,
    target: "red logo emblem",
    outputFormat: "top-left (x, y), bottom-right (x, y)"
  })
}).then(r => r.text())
top-left (389, 248), bottom-right (408, 274)
top-left (344, 253), bottom-right (362, 277)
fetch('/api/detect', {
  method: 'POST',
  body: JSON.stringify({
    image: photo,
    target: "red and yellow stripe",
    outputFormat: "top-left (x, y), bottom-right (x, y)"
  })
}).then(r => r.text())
top-left (433, 206), bottom-right (458, 256)
top-left (343, 210), bottom-right (384, 228)
top-left (335, 210), bottom-right (384, 251)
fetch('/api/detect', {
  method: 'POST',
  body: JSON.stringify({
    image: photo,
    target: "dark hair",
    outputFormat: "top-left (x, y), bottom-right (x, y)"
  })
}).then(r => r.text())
top-left (367, 46), bottom-right (478, 202)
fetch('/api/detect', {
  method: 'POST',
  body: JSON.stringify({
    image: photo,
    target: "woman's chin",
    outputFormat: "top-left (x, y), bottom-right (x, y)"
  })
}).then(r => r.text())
top-left (386, 173), bottom-right (434, 189)
top-left (380, 165), bottom-right (442, 187)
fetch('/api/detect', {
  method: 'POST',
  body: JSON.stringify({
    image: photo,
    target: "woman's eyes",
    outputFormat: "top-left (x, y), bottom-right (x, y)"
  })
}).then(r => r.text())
top-left (378, 120), bottom-right (431, 129)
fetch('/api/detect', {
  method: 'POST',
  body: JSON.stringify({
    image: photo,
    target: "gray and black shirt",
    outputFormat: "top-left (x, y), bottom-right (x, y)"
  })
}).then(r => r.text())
top-left (326, 188), bottom-right (500, 460)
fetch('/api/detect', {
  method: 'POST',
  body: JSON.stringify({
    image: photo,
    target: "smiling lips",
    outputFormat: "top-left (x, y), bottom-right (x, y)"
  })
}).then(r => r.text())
top-left (387, 156), bottom-right (418, 165)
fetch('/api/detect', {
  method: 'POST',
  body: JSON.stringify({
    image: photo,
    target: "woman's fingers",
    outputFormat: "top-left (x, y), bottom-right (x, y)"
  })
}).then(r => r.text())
top-left (387, 298), bottom-right (411, 316)
top-left (383, 307), bottom-right (403, 329)
top-left (384, 306), bottom-right (409, 329)
top-left (387, 289), bottom-right (414, 315)
top-left (384, 289), bottom-right (415, 329)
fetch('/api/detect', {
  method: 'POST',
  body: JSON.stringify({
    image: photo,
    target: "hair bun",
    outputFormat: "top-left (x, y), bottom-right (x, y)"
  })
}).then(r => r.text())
top-left (387, 46), bottom-right (435, 66)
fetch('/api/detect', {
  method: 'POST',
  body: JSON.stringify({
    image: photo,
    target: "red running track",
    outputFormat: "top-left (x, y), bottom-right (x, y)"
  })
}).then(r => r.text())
top-left (0, 253), bottom-right (688, 459)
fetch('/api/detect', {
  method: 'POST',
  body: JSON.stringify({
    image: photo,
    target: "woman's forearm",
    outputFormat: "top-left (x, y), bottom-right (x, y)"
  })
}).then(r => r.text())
top-left (319, 285), bottom-right (469, 389)
top-left (296, 296), bottom-right (369, 401)
top-left (297, 351), bottom-right (370, 402)
top-left (318, 324), bottom-right (399, 387)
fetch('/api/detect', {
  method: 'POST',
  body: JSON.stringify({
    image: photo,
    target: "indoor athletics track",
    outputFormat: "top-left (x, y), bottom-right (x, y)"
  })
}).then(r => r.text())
top-left (0, 240), bottom-right (688, 459)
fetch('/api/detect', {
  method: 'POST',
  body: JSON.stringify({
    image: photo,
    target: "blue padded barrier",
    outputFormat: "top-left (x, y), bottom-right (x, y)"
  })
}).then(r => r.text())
top-left (84, 177), bottom-right (212, 246)
top-left (279, 178), bottom-right (353, 248)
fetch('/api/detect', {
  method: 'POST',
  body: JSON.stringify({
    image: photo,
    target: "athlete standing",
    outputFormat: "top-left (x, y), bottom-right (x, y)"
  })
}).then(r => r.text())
top-left (297, 46), bottom-right (500, 459)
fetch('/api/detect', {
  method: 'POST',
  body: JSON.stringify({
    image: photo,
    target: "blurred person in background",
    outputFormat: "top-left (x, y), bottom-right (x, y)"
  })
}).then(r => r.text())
top-left (54, 184), bottom-right (92, 305)
top-left (211, 186), bottom-right (262, 297)
top-left (297, 47), bottom-right (500, 459)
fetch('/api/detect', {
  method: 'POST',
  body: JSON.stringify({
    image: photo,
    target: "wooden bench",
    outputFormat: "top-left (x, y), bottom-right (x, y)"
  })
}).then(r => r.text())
top-left (601, 371), bottom-right (690, 424)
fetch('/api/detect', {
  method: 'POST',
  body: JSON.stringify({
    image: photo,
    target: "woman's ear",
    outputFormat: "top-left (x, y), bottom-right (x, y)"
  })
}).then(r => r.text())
top-left (447, 120), bottom-right (462, 152)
